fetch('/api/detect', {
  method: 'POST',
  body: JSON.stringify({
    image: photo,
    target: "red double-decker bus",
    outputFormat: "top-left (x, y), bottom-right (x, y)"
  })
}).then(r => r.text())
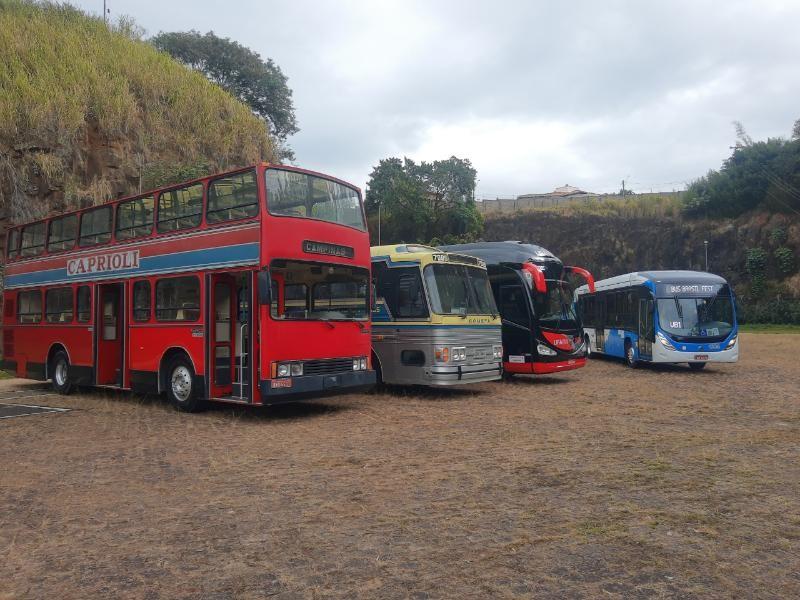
top-left (1, 163), bottom-right (375, 411)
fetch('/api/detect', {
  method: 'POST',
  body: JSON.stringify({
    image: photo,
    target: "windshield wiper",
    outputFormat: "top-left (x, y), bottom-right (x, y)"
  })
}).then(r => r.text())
top-left (674, 296), bottom-right (683, 323)
top-left (318, 318), bottom-right (336, 329)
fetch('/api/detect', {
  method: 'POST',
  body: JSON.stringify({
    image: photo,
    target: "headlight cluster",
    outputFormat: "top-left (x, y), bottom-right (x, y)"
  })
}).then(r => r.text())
top-left (536, 343), bottom-right (557, 357)
top-left (725, 335), bottom-right (737, 349)
top-left (352, 357), bottom-right (368, 371)
top-left (492, 345), bottom-right (503, 359)
top-left (656, 332), bottom-right (675, 350)
top-left (434, 346), bottom-right (466, 362)
top-left (276, 362), bottom-right (303, 378)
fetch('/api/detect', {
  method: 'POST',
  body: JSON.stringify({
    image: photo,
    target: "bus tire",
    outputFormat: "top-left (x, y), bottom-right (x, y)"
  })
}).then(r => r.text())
top-left (165, 356), bottom-right (203, 412)
top-left (584, 334), bottom-right (592, 358)
top-left (689, 362), bottom-right (706, 371)
top-left (625, 341), bottom-right (638, 368)
top-left (50, 351), bottom-right (73, 395)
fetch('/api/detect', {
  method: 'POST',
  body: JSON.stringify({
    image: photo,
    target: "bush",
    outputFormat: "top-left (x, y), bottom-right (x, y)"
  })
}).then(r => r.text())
top-left (745, 247), bottom-right (768, 296)
top-left (774, 247), bottom-right (795, 275)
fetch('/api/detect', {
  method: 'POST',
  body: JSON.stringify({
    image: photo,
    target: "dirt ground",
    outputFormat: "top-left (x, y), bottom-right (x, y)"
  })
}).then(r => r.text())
top-left (1, 333), bottom-right (798, 599)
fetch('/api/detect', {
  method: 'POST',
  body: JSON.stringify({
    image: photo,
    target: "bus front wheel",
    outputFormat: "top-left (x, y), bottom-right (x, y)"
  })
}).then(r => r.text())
top-left (689, 362), bottom-right (706, 371)
top-left (625, 342), bottom-right (638, 369)
top-left (50, 351), bottom-right (73, 395)
top-left (166, 357), bottom-right (203, 412)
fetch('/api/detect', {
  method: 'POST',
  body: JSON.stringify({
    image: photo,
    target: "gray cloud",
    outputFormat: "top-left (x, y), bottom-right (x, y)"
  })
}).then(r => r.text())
top-left (74, 0), bottom-right (800, 195)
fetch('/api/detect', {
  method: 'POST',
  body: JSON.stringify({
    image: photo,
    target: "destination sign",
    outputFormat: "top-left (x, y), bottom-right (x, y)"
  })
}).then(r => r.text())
top-left (656, 282), bottom-right (723, 297)
top-left (302, 240), bottom-right (354, 259)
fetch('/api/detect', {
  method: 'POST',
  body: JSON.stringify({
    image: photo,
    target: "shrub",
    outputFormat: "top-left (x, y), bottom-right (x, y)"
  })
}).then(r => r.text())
top-left (774, 247), bottom-right (795, 275)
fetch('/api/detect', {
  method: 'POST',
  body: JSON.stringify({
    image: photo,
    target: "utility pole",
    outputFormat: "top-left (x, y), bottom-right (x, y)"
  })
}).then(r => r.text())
top-left (377, 201), bottom-right (381, 246)
top-left (704, 240), bottom-right (709, 271)
top-left (621, 179), bottom-right (625, 197)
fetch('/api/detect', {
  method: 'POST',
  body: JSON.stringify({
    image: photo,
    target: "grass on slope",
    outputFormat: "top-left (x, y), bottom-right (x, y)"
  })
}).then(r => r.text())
top-left (0, 0), bottom-right (274, 198)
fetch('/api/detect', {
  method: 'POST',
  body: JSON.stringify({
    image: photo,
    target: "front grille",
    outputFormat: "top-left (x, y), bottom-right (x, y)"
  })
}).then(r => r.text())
top-left (303, 357), bottom-right (355, 376)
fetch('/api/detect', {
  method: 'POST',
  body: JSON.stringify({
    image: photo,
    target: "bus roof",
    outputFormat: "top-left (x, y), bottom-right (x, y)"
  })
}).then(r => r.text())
top-left (439, 241), bottom-right (559, 267)
top-left (370, 244), bottom-right (486, 268)
top-left (575, 270), bottom-right (728, 295)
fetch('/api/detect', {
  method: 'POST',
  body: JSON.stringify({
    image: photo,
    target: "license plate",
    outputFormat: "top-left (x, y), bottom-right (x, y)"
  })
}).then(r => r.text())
top-left (271, 378), bottom-right (292, 389)
top-left (694, 355), bottom-right (708, 361)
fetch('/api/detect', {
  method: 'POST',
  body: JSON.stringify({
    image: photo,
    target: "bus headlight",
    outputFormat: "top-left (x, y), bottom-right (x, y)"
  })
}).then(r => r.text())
top-left (360, 357), bottom-right (368, 370)
top-left (725, 335), bottom-right (737, 349)
top-left (290, 363), bottom-right (303, 377)
top-left (492, 345), bottom-right (503, 359)
top-left (536, 343), bottom-right (557, 357)
top-left (352, 357), bottom-right (368, 371)
top-left (276, 363), bottom-right (291, 377)
top-left (452, 347), bottom-right (466, 361)
top-left (434, 346), bottom-right (450, 362)
top-left (657, 332), bottom-right (675, 350)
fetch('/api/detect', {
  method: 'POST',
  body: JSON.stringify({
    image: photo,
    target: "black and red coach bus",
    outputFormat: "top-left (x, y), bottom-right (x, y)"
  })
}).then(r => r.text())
top-left (2, 163), bottom-right (375, 411)
top-left (441, 241), bottom-right (595, 376)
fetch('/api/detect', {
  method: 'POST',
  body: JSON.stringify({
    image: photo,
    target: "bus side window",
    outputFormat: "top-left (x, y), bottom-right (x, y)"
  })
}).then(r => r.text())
top-left (77, 286), bottom-right (91, 323)
top-left (377, 266), bottom-right (427, 319)
top-left (499, 285), bottom-right (530, 328)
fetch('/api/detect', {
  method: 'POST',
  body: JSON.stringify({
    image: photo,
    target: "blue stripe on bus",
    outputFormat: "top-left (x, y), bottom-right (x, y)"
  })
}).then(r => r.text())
top-left (4, 243), bottom-right (260, 289)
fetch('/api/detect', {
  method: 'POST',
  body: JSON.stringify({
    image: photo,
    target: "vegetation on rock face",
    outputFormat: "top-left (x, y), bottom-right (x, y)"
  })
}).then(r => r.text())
top-left (365, 156), bottom-right (482, 245)
top-left (0, 0), bottom-right (275, 226)
top-left (151, 30), bottom-right (297, 160)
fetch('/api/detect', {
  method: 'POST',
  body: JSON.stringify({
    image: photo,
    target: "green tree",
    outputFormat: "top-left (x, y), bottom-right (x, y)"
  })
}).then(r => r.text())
top-left (366, 156), bottom-right (482, 244)
top-left (683, 121), bottom-right (800, 217)
top-left (151, 30), bottom-right (298, 159)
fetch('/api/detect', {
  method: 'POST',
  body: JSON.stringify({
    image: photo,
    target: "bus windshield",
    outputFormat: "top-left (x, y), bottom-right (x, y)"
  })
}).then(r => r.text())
top-left (265, 169), bottom-right (365, 231)
top-left (657, 291), bottom-right (734, 340)
top-left (533, 279), bottom-right (579, 331)
top-left (423, 264), bottom-right (497, 316)
top-left (271, 260), bottom-right (370, 321)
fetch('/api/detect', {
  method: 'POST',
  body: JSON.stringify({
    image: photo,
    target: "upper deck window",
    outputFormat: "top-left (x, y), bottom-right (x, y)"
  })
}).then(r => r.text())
top-left (47, 214), bottom-right (77, 252)
top-left (158, 183), bottom-right (203, 233)
top-left (20, 222), bottom-right (46, 257)
top-left (266, 169), bottom-right (365, 231)
top-left (207, 170), bottom-right (258, 224)
top-left (79, 206), bottom-right (112, 247)
top-left (117, 196), bottom-right (154, 240)
top-left (6, 228), bottom-right (20, 259)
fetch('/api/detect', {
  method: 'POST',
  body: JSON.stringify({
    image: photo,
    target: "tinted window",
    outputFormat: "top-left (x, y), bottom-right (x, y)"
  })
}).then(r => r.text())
top-left (21, 222), bottom-right (46, 257)
top-left (424, 264), bottom-right (497, 316)
top-left (45, 287), bottom-right (73, 323)
top-left (80, 207), bottom-right (112, 246)
top-left (500, 285), bottom-right (530, 328)
top-left (155, 276), bottom-right (200, 321)
top-left (6, 228), bottom-right (20, 259)
top-left (116, 196), bottom-right (154, 240)
top-left (207, 170), bottom-right (258, 223)
top-left (133, 280), bottom-right (151, 322)
top-left (272, 283), bottom-right (309, 319)
top-left (312, 282), bottom-right (368, 319)
top-left (265, 169), bottom-right (365, 230)
top-left (375, 266), bottom-right (428, 319)
top-left (48, 215), bottom-right (77, 252)
top-left (17, 290), bottom-right (42, 323)
top-left (77, 286), bottom-right (91, 322)
top-left (157, 184), bottom-right (203, 233)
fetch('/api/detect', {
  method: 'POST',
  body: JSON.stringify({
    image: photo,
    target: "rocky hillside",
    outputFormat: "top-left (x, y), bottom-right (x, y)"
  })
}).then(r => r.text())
top-left (0, 0), bottom-right (275, 233)
top-left (484, 209), bottom-right (800, 322)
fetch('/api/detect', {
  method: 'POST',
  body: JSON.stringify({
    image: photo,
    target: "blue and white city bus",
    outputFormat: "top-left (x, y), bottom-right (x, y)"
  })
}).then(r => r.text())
top-left (574, 271), bottom-right (738, 370)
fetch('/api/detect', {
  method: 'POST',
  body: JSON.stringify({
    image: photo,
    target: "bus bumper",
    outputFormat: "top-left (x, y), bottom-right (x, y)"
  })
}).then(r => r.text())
top-left (504, 357), bottom-right (586, 374)
top-left (652, 343), bottom-right (739, 363)
top-left (425, 361), bottom-right (503, 385)
top-left (259, 370), bottom-right (376, 401)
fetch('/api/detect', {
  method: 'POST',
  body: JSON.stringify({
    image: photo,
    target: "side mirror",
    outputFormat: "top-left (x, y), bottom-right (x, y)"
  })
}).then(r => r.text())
top-left (257, 270), bottom-right (271, 305)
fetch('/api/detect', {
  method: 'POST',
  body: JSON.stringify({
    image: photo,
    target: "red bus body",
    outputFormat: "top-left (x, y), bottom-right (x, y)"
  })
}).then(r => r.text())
top-left (2, 163), bottom-right (375, 407)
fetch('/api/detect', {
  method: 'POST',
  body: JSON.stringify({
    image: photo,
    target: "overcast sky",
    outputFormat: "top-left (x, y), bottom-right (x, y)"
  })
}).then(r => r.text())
top-left (75, 0), bottom-right (800, 197)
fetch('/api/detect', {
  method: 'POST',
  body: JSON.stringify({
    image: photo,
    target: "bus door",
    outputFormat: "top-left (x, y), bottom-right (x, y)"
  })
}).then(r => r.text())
top-left (209, 274), bottom-right (236, 399)
top-left (96, 283), bottom-right (125, 386)
top-left (499, 284), bottom-right (533, 361)
top-left (638, 298), bottom-right (654, 360)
